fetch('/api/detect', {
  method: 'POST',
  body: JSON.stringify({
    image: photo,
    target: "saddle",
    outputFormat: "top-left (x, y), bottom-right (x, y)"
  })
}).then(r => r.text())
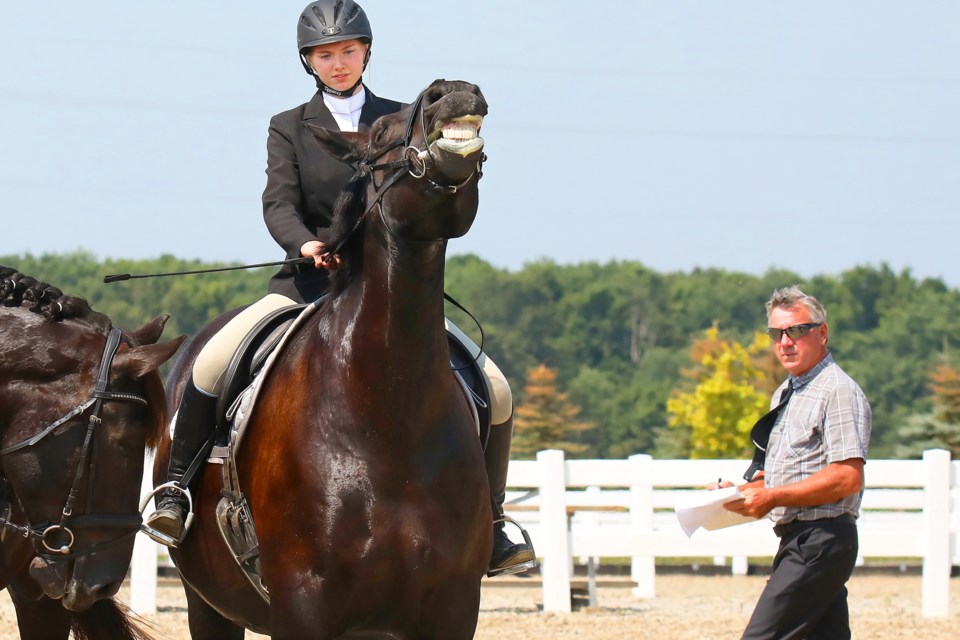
top-left (211, 300), bottom-right (492, 444)
top-left (213, 302), bottom-right (314, 439)
top-left (207, 300), bottom-right (493, 602)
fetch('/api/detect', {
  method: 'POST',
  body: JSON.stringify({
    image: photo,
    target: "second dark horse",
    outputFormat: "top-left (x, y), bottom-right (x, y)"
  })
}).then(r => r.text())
top-left (0, 268), bottom-right (183, 639)
top-left (155, 79), bottom-right (498, 639)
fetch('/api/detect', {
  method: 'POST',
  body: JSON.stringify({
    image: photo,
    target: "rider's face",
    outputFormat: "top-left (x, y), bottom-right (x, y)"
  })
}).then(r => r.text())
top-left (306, 39), bottom-right (368, 94)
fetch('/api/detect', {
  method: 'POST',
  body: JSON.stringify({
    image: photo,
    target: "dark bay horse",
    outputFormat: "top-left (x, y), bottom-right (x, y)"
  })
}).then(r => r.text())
top-left (0, 268), bottom-right (184, 639)
top-left (157, 79), bottom-right (493, 639)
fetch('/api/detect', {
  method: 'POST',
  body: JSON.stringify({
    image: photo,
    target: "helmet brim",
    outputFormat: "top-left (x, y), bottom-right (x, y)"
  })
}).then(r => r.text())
top-left (299, 34), bottom-right (371, 54)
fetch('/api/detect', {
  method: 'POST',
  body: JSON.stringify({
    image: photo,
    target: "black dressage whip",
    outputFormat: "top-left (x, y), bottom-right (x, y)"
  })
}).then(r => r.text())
top-left (102, 257), bottom-right (314, 283)
top-left (103, 255), bottom-right (487, 365)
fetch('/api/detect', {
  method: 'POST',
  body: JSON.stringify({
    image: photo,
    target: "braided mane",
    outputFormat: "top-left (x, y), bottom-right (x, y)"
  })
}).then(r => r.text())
top-left (0, 265), bottom-right (96, 322)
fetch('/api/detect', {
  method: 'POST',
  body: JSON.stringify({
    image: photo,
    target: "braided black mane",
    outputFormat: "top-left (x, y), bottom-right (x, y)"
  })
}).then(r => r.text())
top-left (0, 265), bottom-right (95, 322)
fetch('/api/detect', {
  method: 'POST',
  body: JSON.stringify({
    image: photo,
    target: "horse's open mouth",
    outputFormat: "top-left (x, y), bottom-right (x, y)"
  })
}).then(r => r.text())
top-left (428, 115), bottom-right (484, 158)
top-left (423, 115), bottom-right (485, 183)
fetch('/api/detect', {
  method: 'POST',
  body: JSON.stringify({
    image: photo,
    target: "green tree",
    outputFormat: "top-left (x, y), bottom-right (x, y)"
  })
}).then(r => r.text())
top-left (894, 414), bottom-right (960, 458)
top-left (666, 325), bottom-right (769, 458)
top-left (9, 252), bottom-right (960, 460)
top-left (513, 363), bottom-right (595, 458)
top-left (839, 284), bottom-right (960, 456)
top-left (895, 359), bottom-right (960, 458)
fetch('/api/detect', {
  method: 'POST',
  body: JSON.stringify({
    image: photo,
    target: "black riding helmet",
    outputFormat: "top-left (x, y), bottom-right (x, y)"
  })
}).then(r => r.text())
top-left (297, 0), bottom-right (373, 97)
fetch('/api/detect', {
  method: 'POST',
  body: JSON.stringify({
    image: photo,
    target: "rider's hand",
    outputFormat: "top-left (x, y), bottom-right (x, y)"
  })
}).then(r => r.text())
top-left (300, 241), bottom-right (341, 271)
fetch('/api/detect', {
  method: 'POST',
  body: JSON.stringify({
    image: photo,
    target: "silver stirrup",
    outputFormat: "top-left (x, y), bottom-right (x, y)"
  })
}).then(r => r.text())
top-left (139, 481), bottom-right (195, 548)
top-left (487, 514), bottom-right (538, 578)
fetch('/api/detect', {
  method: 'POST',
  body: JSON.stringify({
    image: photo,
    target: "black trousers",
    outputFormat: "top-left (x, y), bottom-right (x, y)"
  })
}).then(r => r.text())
top-left (742, 517), bottom-right (858, 640)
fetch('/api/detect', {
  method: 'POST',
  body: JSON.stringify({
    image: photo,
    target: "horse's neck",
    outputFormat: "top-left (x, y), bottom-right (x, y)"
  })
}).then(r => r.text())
top-left (328, 236), bottom-right (450, 373)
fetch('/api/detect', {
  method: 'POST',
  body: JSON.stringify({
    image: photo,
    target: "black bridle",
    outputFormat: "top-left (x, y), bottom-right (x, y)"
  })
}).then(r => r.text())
top-left (326, 84), bottom-right (486, 258)
top-left (0, 327), bottom-right (149, 560)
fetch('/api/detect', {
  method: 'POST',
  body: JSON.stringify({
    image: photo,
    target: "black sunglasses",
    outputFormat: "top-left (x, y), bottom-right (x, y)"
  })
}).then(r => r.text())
top-left (767, 323), bottom-right (822, 341)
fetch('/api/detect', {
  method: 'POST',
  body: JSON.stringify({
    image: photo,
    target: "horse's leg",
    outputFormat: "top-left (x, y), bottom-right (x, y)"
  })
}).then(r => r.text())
top-left (422, 579), bottom-right (482, 640)
top-left (7, 590), bottom-right (72, 640)
top-left (184, 581), bottom-right (246, 640)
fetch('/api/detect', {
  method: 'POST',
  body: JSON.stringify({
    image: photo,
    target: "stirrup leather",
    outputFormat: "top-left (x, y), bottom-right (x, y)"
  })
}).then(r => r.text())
top-left (139, 481), bottom-right (195, 548)
top-left (487, 514), bottom-right (538, 578)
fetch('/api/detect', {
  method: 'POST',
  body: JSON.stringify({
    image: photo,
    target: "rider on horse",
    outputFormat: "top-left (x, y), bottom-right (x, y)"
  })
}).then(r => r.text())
top-left (144, 0), bottom-right (534, 578)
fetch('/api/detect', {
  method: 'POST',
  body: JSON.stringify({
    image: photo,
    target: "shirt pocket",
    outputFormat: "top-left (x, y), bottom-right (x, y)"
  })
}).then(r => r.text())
top-left (781, 406), bottom-right (823, 457)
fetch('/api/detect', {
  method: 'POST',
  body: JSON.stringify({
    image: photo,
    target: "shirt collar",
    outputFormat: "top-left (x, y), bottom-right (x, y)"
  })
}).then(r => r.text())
top-left (789, 352), bottom-right (834, 390)
top-left (322, 86), bottom-right (366, 116)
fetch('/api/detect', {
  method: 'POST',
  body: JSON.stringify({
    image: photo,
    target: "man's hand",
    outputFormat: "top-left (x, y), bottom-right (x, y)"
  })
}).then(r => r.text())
top-left (724, 486), bottom-right (776, 519)
top-left (706, 479), bottom-right (735, 491)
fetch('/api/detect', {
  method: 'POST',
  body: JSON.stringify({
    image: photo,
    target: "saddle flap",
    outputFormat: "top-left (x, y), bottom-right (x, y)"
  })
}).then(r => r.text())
top-left (215, 303), bottom-right (311, 433)
top-left (447, 331), bottom-right (492, 447)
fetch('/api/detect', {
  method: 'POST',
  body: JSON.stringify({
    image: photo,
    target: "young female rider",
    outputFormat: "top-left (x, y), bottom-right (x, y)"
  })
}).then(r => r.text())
top-left (144, 0), bottom-right (533, 577)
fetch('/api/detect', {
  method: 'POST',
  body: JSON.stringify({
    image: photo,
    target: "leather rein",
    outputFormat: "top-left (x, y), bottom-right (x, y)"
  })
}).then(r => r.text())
top-left (0, 327), bottom-right (149, 559)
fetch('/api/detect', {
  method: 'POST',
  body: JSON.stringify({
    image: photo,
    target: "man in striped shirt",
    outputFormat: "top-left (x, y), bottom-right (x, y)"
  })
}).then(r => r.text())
top-left (724, 286), bottom-right (872, 640)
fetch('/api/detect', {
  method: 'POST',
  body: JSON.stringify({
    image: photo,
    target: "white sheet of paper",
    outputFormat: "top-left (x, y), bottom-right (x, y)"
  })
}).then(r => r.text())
top-left (674, 486), bottom-right (758, 537)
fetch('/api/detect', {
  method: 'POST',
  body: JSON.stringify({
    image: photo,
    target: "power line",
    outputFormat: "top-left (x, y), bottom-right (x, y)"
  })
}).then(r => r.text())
top-left (3, 32), bottom-right (959, 86)
top-left (1, 90), bottom-right (956, 145)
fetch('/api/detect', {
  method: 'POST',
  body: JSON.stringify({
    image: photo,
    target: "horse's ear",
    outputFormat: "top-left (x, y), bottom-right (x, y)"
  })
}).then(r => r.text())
top-left (303, 123), bottom-right (367, 163)
top-left (125, 314), bottom-right (171, 346)
top-left (112, 335), bottom-right (186, 379)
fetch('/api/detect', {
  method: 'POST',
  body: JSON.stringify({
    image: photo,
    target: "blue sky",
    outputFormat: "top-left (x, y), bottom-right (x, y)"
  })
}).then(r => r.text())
top-left (2, 1), bottom-right (958, 285)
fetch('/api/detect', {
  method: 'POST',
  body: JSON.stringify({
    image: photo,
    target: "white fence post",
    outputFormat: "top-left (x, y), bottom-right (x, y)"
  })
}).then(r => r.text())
top-left (629, 454), bottom-right (655, 598)
top-left (731, 556), bottom-right (749, 575)
top-left (922, 448), bottom-right (951, 618)
top-left (538, 449), bottom-right (572, 613)
top-left (130, 451), bottom-right (157, 614)
top-left (581, 485), bottom-right (601, 607)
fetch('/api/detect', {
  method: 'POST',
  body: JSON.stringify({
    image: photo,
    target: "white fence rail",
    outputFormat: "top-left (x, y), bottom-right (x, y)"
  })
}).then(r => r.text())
top-left (129, 449), bottom-right (958, 618)
top-left (502, 448), bottom-right (958, 616)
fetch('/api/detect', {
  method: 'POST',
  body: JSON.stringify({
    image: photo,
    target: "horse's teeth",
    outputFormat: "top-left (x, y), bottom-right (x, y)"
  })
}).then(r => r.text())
top-left (441, 124), bottom-right (477, 141)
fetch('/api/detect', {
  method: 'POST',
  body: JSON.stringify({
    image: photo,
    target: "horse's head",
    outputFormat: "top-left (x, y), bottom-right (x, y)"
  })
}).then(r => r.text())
top-left (307, 79), bottom-right (488, 288)
top-left (0, 299), bottom-right (184, 611)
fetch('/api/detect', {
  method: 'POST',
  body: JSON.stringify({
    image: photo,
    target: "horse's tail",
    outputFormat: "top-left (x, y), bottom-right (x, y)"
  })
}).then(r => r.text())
top-left (70, 598), bottom-right (158, 640)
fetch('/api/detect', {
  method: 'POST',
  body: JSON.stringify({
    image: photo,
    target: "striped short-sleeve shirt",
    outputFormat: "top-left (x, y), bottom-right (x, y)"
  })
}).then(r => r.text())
top-left (764, 353), bottom-right (872, 525)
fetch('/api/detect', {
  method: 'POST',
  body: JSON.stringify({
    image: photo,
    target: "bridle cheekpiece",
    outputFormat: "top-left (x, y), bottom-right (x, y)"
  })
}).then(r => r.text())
top-left (0, 327), bottom-right (149, 559)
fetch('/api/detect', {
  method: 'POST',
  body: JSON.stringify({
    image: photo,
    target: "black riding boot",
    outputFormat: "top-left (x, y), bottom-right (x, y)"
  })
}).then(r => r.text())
top-left (485, 413), bottom-right (536, 577)
top-left (142, 381), bottom-right (217, 547)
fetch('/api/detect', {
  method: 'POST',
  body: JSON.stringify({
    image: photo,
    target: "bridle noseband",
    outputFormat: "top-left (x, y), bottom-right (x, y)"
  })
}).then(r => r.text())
top-left (363, 86), bottom-right (485, 194)
top-left (0, 327), bottom-right (149, 559)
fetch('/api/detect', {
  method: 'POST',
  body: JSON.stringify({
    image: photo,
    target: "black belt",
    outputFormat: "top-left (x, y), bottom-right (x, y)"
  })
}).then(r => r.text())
top-left (773, 514), bottom-right (856, 538)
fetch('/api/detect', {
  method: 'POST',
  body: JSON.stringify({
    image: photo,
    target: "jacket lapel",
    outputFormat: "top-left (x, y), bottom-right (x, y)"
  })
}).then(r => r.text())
top-left (301, 91), bottom-right (339, 130)
top-left (302, 86), bottom-right (405, 133)
top-left (359, 88), bottom-right (407, 132)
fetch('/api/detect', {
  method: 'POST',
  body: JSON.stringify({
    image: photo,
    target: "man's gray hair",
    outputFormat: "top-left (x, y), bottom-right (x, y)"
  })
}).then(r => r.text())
top-left (765, 285), bottom-right (827, 324)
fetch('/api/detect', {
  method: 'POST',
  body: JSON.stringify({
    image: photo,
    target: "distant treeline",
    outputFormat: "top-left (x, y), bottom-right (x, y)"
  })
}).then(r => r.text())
top-left (5, 251), bottom-right (958, 459)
